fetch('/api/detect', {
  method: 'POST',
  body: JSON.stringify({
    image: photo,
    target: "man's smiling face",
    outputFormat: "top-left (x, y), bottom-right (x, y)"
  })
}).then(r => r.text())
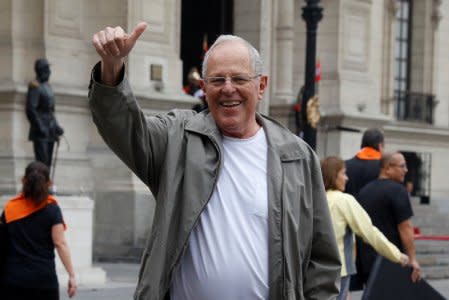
top-left (201, 41), bottom-right (267, 139)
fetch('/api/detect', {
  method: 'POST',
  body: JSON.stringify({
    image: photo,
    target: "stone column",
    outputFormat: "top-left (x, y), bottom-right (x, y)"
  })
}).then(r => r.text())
top-left (410, 0), bottom-right (436, 93)
top-left (272, 0), bottom-right (295, 105)
top-left (380, 0), bottom-right (400, 117)
top-left (259, 0), bottom-right (274, 115)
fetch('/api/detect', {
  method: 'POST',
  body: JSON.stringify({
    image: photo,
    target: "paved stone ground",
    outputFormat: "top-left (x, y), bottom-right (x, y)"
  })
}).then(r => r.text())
top-left (60, 263), bottom-right (138, 300)
top-left (61, 262), bottom-right (449, 300)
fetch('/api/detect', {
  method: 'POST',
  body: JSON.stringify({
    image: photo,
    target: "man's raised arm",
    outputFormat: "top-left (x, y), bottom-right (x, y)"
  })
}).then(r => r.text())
top-left (91, 22), bottom-right (147, 86)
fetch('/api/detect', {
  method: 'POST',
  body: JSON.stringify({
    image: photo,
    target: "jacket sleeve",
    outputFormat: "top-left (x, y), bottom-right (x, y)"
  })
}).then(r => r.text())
top-left (88, 62), bottom-right (169, 195)
top-left (339, 193), bottom-right (402, 264)
top-left (303, 150), bottom-right (341, 300)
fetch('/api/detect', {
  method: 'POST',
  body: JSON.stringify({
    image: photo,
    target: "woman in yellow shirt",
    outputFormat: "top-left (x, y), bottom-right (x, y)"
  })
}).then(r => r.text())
top-left (321, 156), bottom-right (408, 300)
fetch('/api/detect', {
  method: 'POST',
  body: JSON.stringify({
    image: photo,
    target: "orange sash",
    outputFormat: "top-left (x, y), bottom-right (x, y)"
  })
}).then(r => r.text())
top-left (4, 193), bottom-right (66, 229)
top-left (356, 147), bottom-right (381, 160)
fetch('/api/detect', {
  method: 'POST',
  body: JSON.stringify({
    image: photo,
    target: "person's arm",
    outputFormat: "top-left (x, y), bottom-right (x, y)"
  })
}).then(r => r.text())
top-left (398, 219), bottom-right (421, 282)
top-left (52, 223), bottom-right (77, 298)
top-left (339, 194), bottom-right (409, 265)
top-left (303, 152), bottom-right (341, 300)
top-left (89, 22), bottom-right (171, 194)
top-left (91, 22), bottom-right (147, 86)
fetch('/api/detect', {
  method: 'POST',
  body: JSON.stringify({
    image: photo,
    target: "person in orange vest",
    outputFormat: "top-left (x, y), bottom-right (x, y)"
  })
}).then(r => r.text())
top-left (0, 161), bottom-right (77, 299)
top-left (345, 128), bottom-right (385, 291)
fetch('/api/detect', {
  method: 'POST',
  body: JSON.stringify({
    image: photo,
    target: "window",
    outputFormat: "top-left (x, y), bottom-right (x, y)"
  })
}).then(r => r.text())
top-left (394, 0), bottom-right (411, 121)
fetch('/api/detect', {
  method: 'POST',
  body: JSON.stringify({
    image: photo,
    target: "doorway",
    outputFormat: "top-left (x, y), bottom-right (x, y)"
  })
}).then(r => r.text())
top-left (180, 0), bottom-right (233, 86)
top-left (401, 151), bottom-right (431, 204)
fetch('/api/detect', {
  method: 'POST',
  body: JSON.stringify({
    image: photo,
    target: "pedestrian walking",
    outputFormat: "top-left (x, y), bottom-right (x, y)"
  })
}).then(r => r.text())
top-left (0, 161), bottom-right (77, 299)
top-left (345, 128), bottom-right (385, 290)
top-left (321, 156), bottom-right (409, 300)
top-left (358, 152), bottom-right (421, 285)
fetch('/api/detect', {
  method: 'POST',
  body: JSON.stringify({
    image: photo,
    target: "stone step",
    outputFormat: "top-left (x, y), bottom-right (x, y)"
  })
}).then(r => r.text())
top-left (417, 254), bottom-right (449, 267)
top-left (416, 240), bottom-right (449, 254)
top-left (416, 226), bottom-right (449, 235)
top-left (413, 215), bottom-right (449, 226)
top-left (421, 265), bottom-right (449, 280)
top-left (416, 239), bottom-right (449, 279)
top-left (409, 199), bottom-right (449, 279)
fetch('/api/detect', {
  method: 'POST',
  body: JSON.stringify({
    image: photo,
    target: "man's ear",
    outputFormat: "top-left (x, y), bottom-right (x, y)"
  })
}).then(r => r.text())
top-left (257, 75), bottom-right (268, 100)
top-left (199, 79), bottom-right (208, 104)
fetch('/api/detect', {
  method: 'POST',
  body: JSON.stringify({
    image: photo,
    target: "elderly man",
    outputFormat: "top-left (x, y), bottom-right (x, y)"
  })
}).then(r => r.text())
top-left (89, 22), bottom-right (340, 300)
top-left (358, 152), bottom-right (421, 285)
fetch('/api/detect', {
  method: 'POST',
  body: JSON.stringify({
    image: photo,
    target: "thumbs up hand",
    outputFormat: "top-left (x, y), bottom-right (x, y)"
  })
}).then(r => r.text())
top-left (91, 22), bottom-right (148, 85)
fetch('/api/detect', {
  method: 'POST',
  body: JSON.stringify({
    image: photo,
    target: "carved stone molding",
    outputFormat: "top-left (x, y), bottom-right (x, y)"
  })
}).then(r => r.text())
top-left (133, 0), bottom-right (172, 44)
top-left (47, 0), bottom-right (82, 38)
top-left (342, 3), bottom-right (371, 72)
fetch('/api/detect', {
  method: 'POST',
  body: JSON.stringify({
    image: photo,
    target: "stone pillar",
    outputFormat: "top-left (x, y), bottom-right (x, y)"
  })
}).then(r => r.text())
top-left (272, 0), bottom-right (295, 105)
top-left (410, 0), bottom-right (437, 93)
top-left (56, 196), bottom-right (106, 286)
top-left (259, 0), bottom-right (274, 115)
top-left (127, 0), bottom-right (184, 96)
top-left (380, 0), bottom-right (400, 117)
top-left (0, 0), bottom-right (46, 193)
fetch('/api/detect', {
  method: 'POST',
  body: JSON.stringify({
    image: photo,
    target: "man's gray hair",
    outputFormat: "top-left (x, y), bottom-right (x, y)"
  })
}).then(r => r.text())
top-left (201, 35), bottom-right (263, 78)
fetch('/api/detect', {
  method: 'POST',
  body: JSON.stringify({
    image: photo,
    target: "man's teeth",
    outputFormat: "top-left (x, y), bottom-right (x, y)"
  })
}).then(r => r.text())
top-left (221, 101), bottom-right (241, 107)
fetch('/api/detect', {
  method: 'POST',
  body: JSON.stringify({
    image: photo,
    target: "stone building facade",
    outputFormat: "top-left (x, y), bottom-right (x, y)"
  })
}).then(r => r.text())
top-left (1, 0), bottom-right (448, 261)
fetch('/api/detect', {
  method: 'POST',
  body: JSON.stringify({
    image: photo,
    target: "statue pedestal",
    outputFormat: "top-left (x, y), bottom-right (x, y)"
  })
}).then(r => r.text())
top-left (55, 195), bottom-right (107, 286)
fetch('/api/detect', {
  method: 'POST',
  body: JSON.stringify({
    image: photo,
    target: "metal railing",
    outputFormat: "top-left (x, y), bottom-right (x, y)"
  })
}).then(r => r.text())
top-left (395, 92), bottom-right (437, 124)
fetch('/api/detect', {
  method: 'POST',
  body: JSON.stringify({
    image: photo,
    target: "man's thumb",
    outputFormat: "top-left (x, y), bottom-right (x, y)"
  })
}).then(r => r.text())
top-left (128, 22), bottom-right (148, 43)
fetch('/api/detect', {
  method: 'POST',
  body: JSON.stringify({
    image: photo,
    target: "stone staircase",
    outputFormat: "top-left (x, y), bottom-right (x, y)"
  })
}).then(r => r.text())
top-left (412, 200), bottom-right (449, 279)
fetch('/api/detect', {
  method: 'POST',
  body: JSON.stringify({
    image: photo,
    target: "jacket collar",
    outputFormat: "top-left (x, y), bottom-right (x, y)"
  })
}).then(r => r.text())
top-left (185, 111), bottom-right (305, 160)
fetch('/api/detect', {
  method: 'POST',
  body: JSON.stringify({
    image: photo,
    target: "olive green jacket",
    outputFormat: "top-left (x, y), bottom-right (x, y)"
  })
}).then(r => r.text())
top-left (88, 66), bottom-right (340, 300)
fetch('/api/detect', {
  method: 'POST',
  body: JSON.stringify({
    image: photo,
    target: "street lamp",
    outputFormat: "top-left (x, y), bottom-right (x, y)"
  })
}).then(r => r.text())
top-left (301, 0), bottom-right (323, 150)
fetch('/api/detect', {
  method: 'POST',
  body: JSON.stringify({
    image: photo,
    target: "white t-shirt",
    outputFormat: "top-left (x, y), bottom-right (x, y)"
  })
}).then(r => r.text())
top-left (171, 128), bottom-right (269, 300)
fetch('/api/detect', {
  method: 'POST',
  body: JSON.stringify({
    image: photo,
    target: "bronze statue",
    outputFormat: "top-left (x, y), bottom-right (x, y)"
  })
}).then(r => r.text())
top-left (26, 58), bottom-right (64, 168)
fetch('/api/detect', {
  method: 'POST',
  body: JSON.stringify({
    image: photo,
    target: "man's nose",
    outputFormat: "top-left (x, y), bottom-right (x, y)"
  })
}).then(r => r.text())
top-left (221, 78), bottom-right (236, 92)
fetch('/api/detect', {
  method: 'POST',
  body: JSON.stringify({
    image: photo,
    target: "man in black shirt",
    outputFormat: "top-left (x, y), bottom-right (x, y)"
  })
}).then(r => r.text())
top-left (346, 128), bottom-right (384, 290)
top-left (358, 152), bottom-right (421, 285)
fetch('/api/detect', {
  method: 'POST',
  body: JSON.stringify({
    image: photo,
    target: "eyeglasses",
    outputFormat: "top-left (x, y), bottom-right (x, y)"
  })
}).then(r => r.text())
top-left (204, 74), bottom-right (261, 87)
